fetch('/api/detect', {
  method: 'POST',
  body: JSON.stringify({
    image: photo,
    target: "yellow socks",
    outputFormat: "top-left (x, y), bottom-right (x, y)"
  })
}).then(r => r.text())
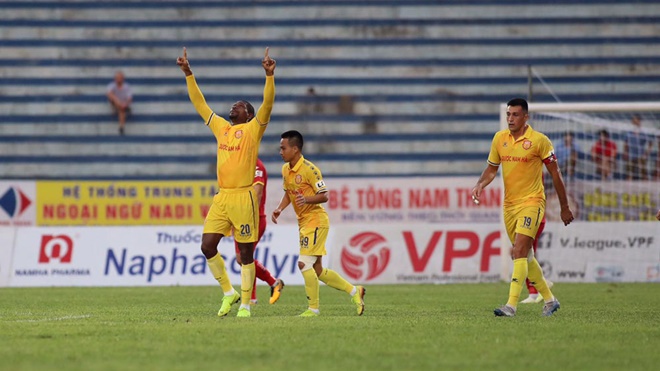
top-left (318, 268), bottom-right (354, 294)
top-left (301, 268), bottom-right (320, 310)
top-left (528, 257), bottom-right (553, 302)
top-left (241, 262), bottom-right (256, 306)
top-left (207, 253), bottom-right (233, 294)
top-left (506, 258), bottom-right (528, 308)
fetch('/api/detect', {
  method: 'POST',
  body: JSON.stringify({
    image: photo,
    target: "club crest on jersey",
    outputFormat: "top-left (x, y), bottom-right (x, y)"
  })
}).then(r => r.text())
top-left (295, 175), bottom-right (303, 184)
top-left (235, 130), bottom-right (243, 139)
top-left (522, 140), bottom-right (532, 150)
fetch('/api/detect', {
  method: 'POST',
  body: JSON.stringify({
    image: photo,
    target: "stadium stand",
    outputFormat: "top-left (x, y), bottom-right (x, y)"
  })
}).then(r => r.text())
top-left (0, 0), bottom-right (659, 179)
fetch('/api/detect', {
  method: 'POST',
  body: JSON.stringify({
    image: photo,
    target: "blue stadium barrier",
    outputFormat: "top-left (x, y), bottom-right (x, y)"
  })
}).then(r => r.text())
top-left (0, 0), bottom-right (658, 9)
top-left (0, 133), bottom-right (494, 144)
top-left (0, 113), bottom-right (496, 124)
top-left (2, 92), bottom-right (658, 104)
top-left (3, 37), bottom-right (660, 48)
top-left (3, 56), bottom-right (660, 68)
top-left (2, 75), bottom-right (659, 86)
top-left (2, 16), bottom-right (660, 27)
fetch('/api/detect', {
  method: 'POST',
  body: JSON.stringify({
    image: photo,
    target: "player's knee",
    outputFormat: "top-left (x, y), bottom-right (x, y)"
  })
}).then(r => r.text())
top-left (298, 255), bottom-right (316, 272)
top-left (313, 261), bottom-right (323, 277)
top-left (511, 245), bottom-right (527, 259)
top-left (200, 236), bottom-right (220, 259)
top-left (200, 244), bottom-right (216, 259)
top-left (236, 254), bottom-right (243, 265)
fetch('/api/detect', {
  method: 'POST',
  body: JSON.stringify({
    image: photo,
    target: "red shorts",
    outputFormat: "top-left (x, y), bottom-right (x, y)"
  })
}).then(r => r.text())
top-left (234, 215), bottom-right (267, 254)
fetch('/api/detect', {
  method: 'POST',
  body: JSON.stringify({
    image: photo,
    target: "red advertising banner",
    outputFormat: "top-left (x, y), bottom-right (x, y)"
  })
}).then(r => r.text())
top-left (266, 177), bottom-right (502, 225)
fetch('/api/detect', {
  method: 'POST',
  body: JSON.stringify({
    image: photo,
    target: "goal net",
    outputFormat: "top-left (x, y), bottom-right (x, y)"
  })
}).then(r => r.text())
top-left (498, 102), bottom-right (660, 283)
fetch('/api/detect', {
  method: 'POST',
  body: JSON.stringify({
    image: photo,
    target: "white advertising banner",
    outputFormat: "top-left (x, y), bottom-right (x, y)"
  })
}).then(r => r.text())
top-left (0, 227), bottom-right (16, 286)
top-left (584, 261), bottom-right (660, 283)
top-left (266, 177), bottom-right (502, 225)
top-left (535, 222), bottom-right (660, 283)
top-left (9, 225), bottom-right (305, 287)
top-left (0, 181), bottom-right (36, 227)
top-left (328, 224), bottom-right (503, 284)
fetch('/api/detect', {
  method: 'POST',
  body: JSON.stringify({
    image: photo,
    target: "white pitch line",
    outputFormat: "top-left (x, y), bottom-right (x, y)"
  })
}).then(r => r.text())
top-left (9, 314), bottom-right (92, 323)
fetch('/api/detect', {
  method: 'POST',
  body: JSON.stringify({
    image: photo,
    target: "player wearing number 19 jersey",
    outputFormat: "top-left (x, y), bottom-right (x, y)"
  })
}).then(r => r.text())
top-left (271, 130), bottom-right (365, 317)
top-left (177, 46), bottom-right (276, 318)
top-left (472, 98), bottom-right (574, 318)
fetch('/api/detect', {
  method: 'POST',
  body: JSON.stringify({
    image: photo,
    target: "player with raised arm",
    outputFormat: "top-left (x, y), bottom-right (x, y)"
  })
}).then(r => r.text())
top-left (234, 158), bottom-right (285, 305)
top-left (472, 98), bottom-right (574, 317)
top-left (177, 47), bottom-right (276, 318)
top-left (271, 130), bottom-right (365, 317)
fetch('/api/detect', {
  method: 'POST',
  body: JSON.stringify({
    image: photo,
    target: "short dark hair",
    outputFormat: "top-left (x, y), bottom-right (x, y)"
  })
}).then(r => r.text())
top-left (507, 98), bottom-right (528, 113)
top-left (281, 130), bottom-right (304, 150)
top-left (598, 129), bottom-right (610, 137)
top-left (240, 100), bottom-right (255, 116)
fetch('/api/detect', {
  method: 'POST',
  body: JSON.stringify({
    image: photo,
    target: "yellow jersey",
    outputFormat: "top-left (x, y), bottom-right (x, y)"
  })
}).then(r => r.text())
top-left (487, 125), bottom-right (556, 207)
top-left (282, 156), bottom-right (329, 228)
top-left (186, 75), bottom-right (275, 189)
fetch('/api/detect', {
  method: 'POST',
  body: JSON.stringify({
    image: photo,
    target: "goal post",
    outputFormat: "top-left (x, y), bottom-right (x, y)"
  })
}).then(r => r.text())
top-left (498, 102), bottom-right (660, 281)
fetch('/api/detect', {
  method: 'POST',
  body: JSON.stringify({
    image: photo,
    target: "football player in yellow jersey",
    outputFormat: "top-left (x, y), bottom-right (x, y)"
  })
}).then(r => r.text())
top-left (271, 130), bottom-right (366, 317)
top-left (472, 98), bottom-right (574, 317)
top-left (177, 47), bottom-right (276, 318)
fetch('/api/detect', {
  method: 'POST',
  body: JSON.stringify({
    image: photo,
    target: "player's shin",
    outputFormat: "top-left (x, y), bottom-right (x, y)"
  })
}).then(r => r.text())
top-left (255, 259), bottom-right (276, 286)
top-left (299, 255), bottom-right (320, 310)
top-left (207, 254), bottom-right (234, 294)
top-left (241, 262), bottom-right (256, 306)
top-left (528, 258), bottom-right (553, 302)
top-left (506, 258), bottom-right (528, 308)
top-left (319, 268), bottom-right (354, 295)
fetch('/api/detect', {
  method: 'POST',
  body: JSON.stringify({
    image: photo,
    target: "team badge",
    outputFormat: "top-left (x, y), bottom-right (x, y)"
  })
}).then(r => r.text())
top-left (235, 130), bottom-right (243, 139)
top-left (295, 175), bottom-right (303, 184)
top-left (522, 140), bottom-right (532, 150)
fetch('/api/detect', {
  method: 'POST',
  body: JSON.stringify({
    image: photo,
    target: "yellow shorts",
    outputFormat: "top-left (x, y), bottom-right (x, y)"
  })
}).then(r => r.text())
top-left (203, 187), bottom-right (259, 243)
top-left (503, 203), bottom-right (545, 245)
top-left (299, 225), bottom-right (328, 256)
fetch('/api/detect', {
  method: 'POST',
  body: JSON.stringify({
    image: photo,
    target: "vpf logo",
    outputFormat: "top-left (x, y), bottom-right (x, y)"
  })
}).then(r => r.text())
top-left (341, 232), bottom-right (390, 281)
top-left (39, 235), bottom-right (74, 263)
top-left (0, 187), bottom-right (32, 219)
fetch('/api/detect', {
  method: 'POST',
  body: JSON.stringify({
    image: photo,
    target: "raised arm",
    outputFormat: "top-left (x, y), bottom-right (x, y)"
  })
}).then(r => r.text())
top-left (177, 47), bottom-right (214, 122)
top-left (255, 47), bottom-right (276, 126)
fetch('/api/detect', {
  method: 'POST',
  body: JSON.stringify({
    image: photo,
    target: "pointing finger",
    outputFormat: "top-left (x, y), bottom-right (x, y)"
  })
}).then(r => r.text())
top-left (264, 47), bottom-right (269, 59)
top-left (183, 47), bottom-right (187, 59)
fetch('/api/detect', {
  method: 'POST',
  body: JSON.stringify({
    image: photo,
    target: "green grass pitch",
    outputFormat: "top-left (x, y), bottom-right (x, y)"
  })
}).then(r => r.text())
top-left (1, 283), bottom-right (659, 371)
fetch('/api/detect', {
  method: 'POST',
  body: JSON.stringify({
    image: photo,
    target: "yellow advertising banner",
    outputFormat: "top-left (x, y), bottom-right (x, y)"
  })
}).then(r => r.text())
top-left (36, 181), bottom-right (219, 226)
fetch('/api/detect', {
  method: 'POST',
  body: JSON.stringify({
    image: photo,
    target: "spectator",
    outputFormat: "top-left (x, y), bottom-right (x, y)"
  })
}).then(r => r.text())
top-left (298, 86), bottom-right (321, 115)
top-left (590, 129), bottom-right (617, 180)
top-left (106, 71), bottom-right (133, 135)
top-left (622, 114), bottom-right (652, 180)
top-left (553, 131), bottom-right (579, 180)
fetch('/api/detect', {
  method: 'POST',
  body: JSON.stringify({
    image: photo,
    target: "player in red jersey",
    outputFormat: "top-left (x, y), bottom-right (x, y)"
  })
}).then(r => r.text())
top-left (520, 216), bottom-right (554, 304)
top-left (234, 158), bottom-right (285, 304)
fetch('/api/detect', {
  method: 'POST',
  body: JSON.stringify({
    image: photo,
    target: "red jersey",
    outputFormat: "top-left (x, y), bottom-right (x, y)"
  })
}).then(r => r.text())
top-left (254, 159), bottom-right (267, 217)
top-left (592, 140), bottom-right (617, 159)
